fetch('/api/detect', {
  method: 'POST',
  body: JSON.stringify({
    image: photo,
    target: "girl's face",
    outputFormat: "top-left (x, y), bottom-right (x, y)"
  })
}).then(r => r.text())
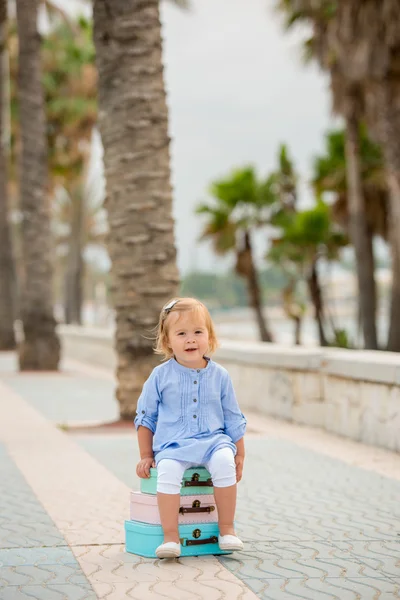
top-left (166, 309), bottom-right (210, 369)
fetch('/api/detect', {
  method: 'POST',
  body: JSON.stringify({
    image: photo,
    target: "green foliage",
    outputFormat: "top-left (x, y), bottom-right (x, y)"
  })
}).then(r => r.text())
top-left (196, 205), bottom-right (236, 254)
top-left (180, 268), bottom-right (287, 309)
top-left (276, 0), bottom-right (337, 30)
top-left (330, 328), bottom-right (353, 349)
top-left (313, 126), bottom-right (385, 195)
top-left (313, 126), bottom-right (388, 241)
top-left (42, 18), bottom-right (97, 189)
top-left (9, 16), bottom-right (97, 193)
top-left (269, 199), bottom-right (347, 270)
top-left (197, 166), bottom-right (276, 257)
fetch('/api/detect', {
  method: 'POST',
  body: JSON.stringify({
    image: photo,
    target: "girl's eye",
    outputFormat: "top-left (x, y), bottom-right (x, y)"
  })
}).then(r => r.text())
top-left (196, 331), bottom-right (203, 334)
top-left (178, 332), bottom-right (185, 336)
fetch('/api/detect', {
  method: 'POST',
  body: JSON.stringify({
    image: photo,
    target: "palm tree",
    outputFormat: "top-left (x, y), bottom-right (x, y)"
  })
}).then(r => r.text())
top-left (277, 0), bottom-right (379, 349)
top-left (0, 0), bottom-right (16, 350)
top-left (42, 18), bottom-right (97, 324)
top-left (8, 16), bottom-right (98, 326)
top-left (313, 128), bottom-right (388, 241)
top-left (269, 200), bottom-right (347, 347)
top-left (197, 167), bottom-right (275, 342)
top-left (313, 127), bottom-right (390, 344)
top-left (268, 143), bottom-right (348, 346)
top-left (15, 0), bottom-right (60, 369)
top-left (268, 244), bottom-right (305, 345)
top-left (328, 0), bottom-right (400, 352)
top-left (92, 0), bottom-right (182, 419)
top-left (53, 181), bottom-right (106, 324)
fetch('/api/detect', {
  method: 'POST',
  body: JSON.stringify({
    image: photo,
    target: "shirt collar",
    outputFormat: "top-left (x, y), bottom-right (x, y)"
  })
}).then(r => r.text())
top-left (170, 356), bottom-right (211, 375)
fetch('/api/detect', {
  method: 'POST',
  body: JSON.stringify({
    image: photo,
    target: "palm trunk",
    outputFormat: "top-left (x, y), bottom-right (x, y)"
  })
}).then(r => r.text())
top-left (64, 191), bottom-right (84, 325)
top-left (345, 112), bottom-right (378, 349)
top-left (0, 0), bottom-right (16, 350)
top-left (307, 260), bottom-right (328, 347)
top-left (375, 79), bottom-right (400, 316)
top-left (294, 317), bottom-right (301, 346)
top-left (16, 0), bottom-right (60, 370)
top-left (387, 223), bottom-right (400, 352)
top-left (246, 266), bottom-right (273, 343)
top-left (237, 232), bottom-right (273, 342)
top-left (64, 254), bottom-right (84, 325)
top-left (93, 0), bottom-right (179, 419)
top-left (282, 281), bottom-right (301, 345)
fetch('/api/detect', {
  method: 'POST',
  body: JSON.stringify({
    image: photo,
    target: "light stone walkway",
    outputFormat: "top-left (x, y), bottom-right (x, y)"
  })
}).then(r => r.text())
top-left (0, 370), bottom-right (257, 599)
top-left (0, 353), bottom-right (400, 599)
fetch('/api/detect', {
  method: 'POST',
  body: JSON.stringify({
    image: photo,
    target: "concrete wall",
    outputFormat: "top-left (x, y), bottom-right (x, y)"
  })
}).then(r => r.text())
top-left (59, 326), bottom-right (400, 453)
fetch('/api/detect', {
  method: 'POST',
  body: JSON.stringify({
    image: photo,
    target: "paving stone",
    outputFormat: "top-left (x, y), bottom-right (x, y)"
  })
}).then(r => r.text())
top-left (301, 577), bottom-right (400, 600)
top-left (0, 548), bottom-right (78, 568)
top-left (0, 583), bottom-right (97, 600)
top-left (0, 442), bottom-right (95, 599)
top-left (245, 576), bottom-right (400, 600)
top-left (240, 540), bottom-right (353, 560)
top-left (0, 373), bottom-right (118, 425)
top-left (0, 564), bottom-right (89, 587)
top-left (1, 356), bottom-right (400, 600)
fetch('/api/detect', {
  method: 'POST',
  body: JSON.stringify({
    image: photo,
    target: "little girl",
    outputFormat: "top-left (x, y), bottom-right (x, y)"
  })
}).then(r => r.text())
top-left (134, 297), bottom-right (246, 559)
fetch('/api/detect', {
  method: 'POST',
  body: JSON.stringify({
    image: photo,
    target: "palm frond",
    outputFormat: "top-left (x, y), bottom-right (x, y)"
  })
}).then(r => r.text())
top-left (168, 0), bottom-right (190, 8)
top-left (43, 0), bottom-right (79, 33)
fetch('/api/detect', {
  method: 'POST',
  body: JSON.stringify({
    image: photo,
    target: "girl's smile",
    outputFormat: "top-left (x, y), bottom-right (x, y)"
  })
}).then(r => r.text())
top-left (167, 311), bottom-right (209, 368)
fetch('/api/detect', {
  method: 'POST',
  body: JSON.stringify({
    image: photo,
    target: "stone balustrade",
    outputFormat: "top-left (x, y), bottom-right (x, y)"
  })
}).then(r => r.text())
top-left (59, 325), bottom-right (400, 453)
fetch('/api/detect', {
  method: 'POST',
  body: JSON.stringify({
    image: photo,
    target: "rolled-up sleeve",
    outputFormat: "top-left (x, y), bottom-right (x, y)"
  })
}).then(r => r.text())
top-left (134, 370), bottom-right (160, 433)
top-left (221, 372), bottom-right (246, 443)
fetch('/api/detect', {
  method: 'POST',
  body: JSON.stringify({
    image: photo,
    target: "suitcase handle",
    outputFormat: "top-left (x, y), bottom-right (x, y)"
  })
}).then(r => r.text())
top-left (183, 479), bottom-right (213, 487)
top-left (181, 536), bottom-right (218, 546)
top-left (179, 505), bottom-right (215, 514)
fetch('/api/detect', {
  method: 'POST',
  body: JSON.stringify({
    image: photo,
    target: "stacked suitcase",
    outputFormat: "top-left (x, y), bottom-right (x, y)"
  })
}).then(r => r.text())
top-left (125, 467), bottom-right (232, 558)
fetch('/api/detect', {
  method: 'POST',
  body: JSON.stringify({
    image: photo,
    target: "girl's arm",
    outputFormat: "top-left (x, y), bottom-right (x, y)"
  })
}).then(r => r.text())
top-left (135, 369), bottom-right (160, 478)
top-left (234, 437), bottom-right (245, 482)
top-left (235, 437), bottom-right (245, 458)
top-left (221, 371), bottom-right (247, 443)
top-left (138, 425), bottom-right (154, 459)
top-left (136, 426), bottom-right (156, 478)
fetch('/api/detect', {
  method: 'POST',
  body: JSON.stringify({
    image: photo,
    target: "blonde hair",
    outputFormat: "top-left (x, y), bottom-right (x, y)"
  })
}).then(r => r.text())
top-left (155, 297), bottom-right (219, 360)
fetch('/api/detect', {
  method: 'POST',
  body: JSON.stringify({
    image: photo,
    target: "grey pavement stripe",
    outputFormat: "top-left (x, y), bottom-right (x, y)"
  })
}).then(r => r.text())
top-left (0, 372), bottom-right (117, 425)
top-left (0, 443), bottom-right (97, 598)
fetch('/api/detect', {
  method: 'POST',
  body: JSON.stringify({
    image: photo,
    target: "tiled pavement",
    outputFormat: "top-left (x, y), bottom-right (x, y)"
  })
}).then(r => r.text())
top-left (0, 353), bottom-right (399, 599)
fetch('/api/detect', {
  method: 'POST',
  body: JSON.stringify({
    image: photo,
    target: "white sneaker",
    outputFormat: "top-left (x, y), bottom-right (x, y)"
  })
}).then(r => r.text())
top-left (155, 541), bottom-right (181, 558)
top-left (218, 534), bottom-right (244, 551)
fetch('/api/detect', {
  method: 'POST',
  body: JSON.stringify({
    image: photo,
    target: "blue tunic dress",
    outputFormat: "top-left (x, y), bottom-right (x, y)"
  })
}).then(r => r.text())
top-left (134, 358), bottom-right (246, 466)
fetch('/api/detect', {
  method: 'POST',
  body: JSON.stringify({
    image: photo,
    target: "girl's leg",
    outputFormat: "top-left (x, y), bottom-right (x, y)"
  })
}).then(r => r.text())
top-left (157, 459), bottom-right (187, 544)
top-left (206, 447), bottom-right (237, 536)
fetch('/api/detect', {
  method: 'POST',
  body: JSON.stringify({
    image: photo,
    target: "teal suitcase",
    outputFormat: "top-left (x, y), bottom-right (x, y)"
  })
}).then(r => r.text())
top-left (125, 520), bottom-right (232, 558)
top-left (140, 467), bottom-right (213, 496)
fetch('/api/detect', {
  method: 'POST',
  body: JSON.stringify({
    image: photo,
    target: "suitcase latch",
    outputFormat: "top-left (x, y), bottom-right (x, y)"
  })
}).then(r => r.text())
top-left (183, 473), bottom-right (213, 487)
top-left (179, 499), bottom-right (216, 514)
top-left (180, 532), bottom-right (218, 546)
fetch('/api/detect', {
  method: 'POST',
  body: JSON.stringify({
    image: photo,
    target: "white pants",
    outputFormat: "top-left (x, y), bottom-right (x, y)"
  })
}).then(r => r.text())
top-left (157, 447), bottom-right (236, 494)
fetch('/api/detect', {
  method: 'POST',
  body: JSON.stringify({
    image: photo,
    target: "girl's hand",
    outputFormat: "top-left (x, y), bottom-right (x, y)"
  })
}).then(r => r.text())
top-left (136, 457), bottom-right (156, 479)
top-left (235, 455), bottom-right (244, 483)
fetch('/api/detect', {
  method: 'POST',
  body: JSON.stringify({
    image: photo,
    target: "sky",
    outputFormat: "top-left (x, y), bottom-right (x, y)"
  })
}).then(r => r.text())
top-left (57, 0), bottom-right (335, 274)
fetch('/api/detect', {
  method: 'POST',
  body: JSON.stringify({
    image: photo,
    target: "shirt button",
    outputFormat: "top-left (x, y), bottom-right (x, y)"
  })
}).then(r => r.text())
top-left (193, 399), bottom-right (197, 402)
top-left (197, 369), bottom-right (200, 373)
top-left (141, 410), bottom-right (145, 414)
top-left (193, 415), bottom-right (197, 418)
top-left (194, 381), bottom-right (197, 385)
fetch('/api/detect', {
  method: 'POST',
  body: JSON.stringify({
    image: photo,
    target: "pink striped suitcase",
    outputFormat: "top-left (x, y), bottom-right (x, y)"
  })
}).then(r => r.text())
top-left (130, 491), bottom-right (218, 525)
